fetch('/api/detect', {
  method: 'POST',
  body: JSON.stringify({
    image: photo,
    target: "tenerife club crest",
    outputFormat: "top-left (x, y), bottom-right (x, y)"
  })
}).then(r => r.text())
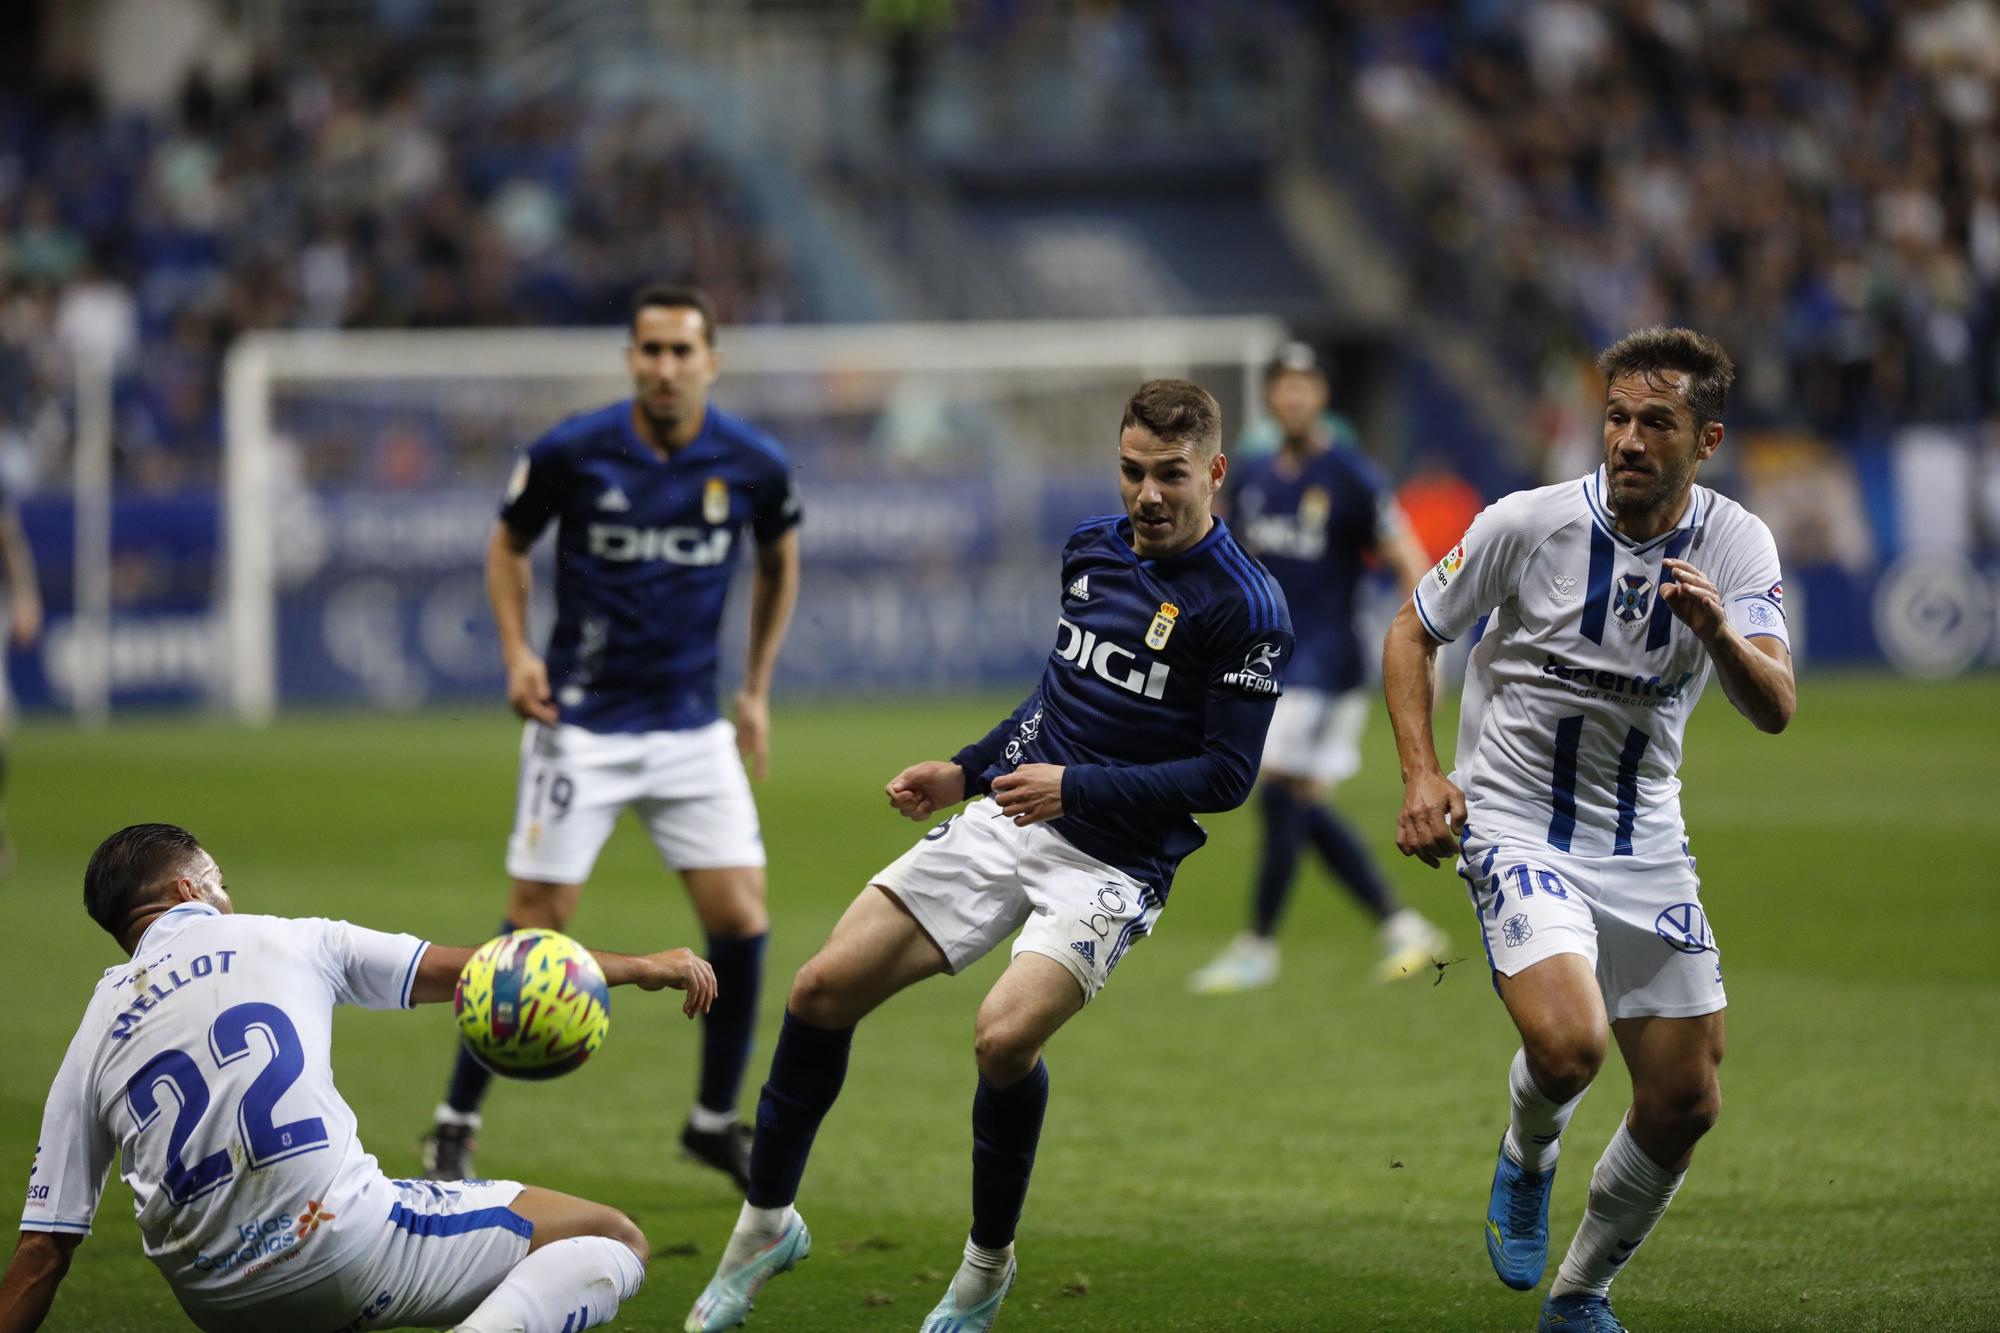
top-left (1144, 602), bottom-right (1180, 651)
top-left (1612, 573), bottom-right (1653, 626)
top-left (703, 477), bottom-right (730, 524)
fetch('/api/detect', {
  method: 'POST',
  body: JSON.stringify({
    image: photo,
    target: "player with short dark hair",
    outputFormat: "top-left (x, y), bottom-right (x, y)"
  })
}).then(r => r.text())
top-left (683, 378), bottom-right (1294, 1333)
top-left (421, 283), bottom-right (803, 1190)
top-left (1188, 342), bottom-right (1449, 994)
top-left (1, 823), bottom-right (717, 1333)
top-left (1384, 327), bottom-right (1794, 1333)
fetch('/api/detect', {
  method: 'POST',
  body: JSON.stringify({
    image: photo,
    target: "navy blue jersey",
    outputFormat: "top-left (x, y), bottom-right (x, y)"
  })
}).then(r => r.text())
top-left (1228, 446), bottom-right (1399, 694)
top-left (499, 401), bottom-right (801, 733)
top-left (952, 516), bottom-right (1293, 897)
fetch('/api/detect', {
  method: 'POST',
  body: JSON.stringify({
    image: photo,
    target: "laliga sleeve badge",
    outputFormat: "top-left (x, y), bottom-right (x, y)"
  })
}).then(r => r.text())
top-left (1144, 602), bottom-right (1180, 650)
top-left (505, 456), bottom-right (531, 502)
top-left (1433, 541), bottom-right (1465, 589)
top-left (703, 476), bottom-right (730, 525)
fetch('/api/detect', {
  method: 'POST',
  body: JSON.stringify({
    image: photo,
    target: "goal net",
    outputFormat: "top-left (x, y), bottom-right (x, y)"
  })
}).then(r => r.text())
top-left (221, 317), bottom-right (1288, 720)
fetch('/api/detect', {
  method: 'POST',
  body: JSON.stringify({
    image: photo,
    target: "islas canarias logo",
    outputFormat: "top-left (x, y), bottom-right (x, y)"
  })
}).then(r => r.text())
top-left (296, 1200), bottom-right (336, 1238)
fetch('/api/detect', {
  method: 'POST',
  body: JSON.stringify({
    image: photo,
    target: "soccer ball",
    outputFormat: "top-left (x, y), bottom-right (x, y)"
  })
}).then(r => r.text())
top-left (454, 929), bottom-right (611, 1080)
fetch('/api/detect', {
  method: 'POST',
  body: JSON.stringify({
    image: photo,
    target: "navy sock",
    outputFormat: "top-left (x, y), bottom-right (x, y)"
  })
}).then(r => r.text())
top-left (442, 919), bottom-right (516, 1116)
top-left (697, 932), bottom-right (768, 1116)
top-left (970, 1060), bottom-right (1049, 1250)
top-left (747, 1009), bottom-right (854, 1208)
top-left (1302, 805), bottom-right (1400, 920)
top-left (1251, 784), bottom-right (1309, 937)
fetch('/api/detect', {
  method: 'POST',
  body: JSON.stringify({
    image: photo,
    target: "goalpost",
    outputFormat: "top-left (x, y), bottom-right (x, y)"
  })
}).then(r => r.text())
top-left (221, 317), bottom-right (1288, 722)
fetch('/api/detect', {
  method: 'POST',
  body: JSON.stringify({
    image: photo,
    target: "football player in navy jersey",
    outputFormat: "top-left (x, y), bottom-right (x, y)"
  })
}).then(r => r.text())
top-left (421, 285), bottom-right (802, 1192)
top-left (0, 479), bottom-right (41, 876)
top-left (1189, 344), bottom-right (1449, 993)
top-left (685, 380), bottom-right (1293, 1333)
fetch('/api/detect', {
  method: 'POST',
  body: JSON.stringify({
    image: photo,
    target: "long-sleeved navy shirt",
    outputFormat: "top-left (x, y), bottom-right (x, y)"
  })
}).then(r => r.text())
top-left (952, 515), bottom-right (1294, 897)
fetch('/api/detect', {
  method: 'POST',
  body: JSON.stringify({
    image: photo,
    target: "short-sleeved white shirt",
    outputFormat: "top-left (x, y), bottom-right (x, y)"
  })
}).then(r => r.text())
top-left (1413, 467), bottom-right (1787, 858)
top-left (21, 904), bottom-right (427, 1305)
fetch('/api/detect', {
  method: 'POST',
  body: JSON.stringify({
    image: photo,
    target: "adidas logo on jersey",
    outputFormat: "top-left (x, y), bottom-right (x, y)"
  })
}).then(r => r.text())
top-left (1067, 575), bottom-right (1090, 602)
top-left (596, 486), bottom-right (631, 512)
top-left (1070, 938), bottom-right (1097, 966)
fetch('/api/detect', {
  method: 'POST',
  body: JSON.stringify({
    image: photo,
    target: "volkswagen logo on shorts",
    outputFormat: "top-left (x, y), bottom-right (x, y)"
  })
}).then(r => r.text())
top-left (1654, 903), bottom-right (1713, 954)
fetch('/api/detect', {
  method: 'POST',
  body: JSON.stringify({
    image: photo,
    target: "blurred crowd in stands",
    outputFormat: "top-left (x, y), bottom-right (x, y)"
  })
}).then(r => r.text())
top-left (1345, 0), bottom-right (2000, 451)
top-left (0, 57), bottom-right (801, 489)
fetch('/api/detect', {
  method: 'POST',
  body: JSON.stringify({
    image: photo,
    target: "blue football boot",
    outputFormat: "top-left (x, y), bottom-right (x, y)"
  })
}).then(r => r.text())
top-left (684, 1212), bottom-right (811, 1332)
top-left (1538, 1292), bottom-right (1628, 1331)
top-left (1486, 1135), bottom-right (1556, 1290)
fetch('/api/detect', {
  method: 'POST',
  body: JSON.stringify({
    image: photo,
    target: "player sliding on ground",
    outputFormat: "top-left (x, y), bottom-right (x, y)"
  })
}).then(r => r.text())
top-left (1383, 328), bottom-right (1795, 1333)
top-left (0, 823), bottom-right (716, 1333)
top-left (685, 380), bottom-right (1293, 1333)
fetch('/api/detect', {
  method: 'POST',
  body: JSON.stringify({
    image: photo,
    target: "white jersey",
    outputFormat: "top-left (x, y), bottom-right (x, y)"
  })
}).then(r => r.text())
top-left (1413, 467), bottom-right (1787, 858)
top-left (22, 903), bottom-right (427, 1307)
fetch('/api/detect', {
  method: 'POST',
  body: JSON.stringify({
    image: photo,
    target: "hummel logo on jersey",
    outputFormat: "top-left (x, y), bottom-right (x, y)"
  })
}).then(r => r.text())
top-left (1551, 574), bottom-right (1579, 602)
top-left (596, 486), bottom-right (631, 512)
top-left (1070, 938), bottom-right (1097, 966)
top-left (1067, 575), bottom-right (1090, 602)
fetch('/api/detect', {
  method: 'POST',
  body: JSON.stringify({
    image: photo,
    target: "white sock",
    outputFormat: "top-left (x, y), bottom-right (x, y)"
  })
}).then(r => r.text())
top-left (687, 1103), bottom-right (737, 1135)
top-left (1549, 1121), bottom-right (1684, 1299)
top-left (718, 1202), bottom-right (794, 1272)
top-left (454, 1236), bottom-right (645, 1332)
top-left (1503, 1048), bottom-right (1587, 1175)
top-left (950, 1235), bottom-right (1014, 1308)
top-left (434, 1102), bottom-right (482, 1130)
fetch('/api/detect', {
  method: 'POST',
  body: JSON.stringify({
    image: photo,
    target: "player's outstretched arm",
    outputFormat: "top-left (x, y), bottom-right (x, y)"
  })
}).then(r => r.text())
top-left (0, 1231), bottom-right (81, 1333)
top-left (410, 945), bottom-right (718, 1017)
top-left (1662, 558), bottom-right (1795, 734)
top-left (1383, 599), bottom-right (1465, 867)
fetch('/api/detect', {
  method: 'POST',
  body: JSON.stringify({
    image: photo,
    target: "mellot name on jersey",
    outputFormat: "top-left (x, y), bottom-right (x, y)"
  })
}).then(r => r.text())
top-left (586, 523), bottom-right (733, 565)
top-left (1055, 616), bottom-right (1171, 700)
top-left (109, 950), bottom-right (237, 1041)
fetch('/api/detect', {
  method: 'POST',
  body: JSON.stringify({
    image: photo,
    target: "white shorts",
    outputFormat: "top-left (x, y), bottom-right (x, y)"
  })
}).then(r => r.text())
top-left (179, 1178), bottom-right (531, 1333)
top-left (506, 720), bottom-right (765, 883)
top-left (1457, 829), bottom-right (1725, 1021)
top-left (1260, 687), bottom-right (1369, 786)
top-left (872, 798), bottom-right (1163, 1003)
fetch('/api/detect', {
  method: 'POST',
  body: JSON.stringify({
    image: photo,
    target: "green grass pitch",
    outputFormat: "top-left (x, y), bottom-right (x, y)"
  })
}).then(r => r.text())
top-left (3, 673), bottom-right (1997, 1330)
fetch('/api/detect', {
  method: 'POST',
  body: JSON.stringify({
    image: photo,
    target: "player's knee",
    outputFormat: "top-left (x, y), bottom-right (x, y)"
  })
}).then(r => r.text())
top-left (692, 872), bottom-right (769, 936)
top-left (506, 882), bottom-right (574, 929)
top-left (972, 1013), bottom-right (1040, 1085)
top-left (787, 957), bottom-right (856, 1028)
top-left (1522, 1029), bottom-right (1606, 1100)
top-left (600, 1207), bottom-right (649, 1263)
top-left (1269, 774), bottom-right (1319, 803)
top-left (1634, 1078), bottom-right (1721, 1144)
